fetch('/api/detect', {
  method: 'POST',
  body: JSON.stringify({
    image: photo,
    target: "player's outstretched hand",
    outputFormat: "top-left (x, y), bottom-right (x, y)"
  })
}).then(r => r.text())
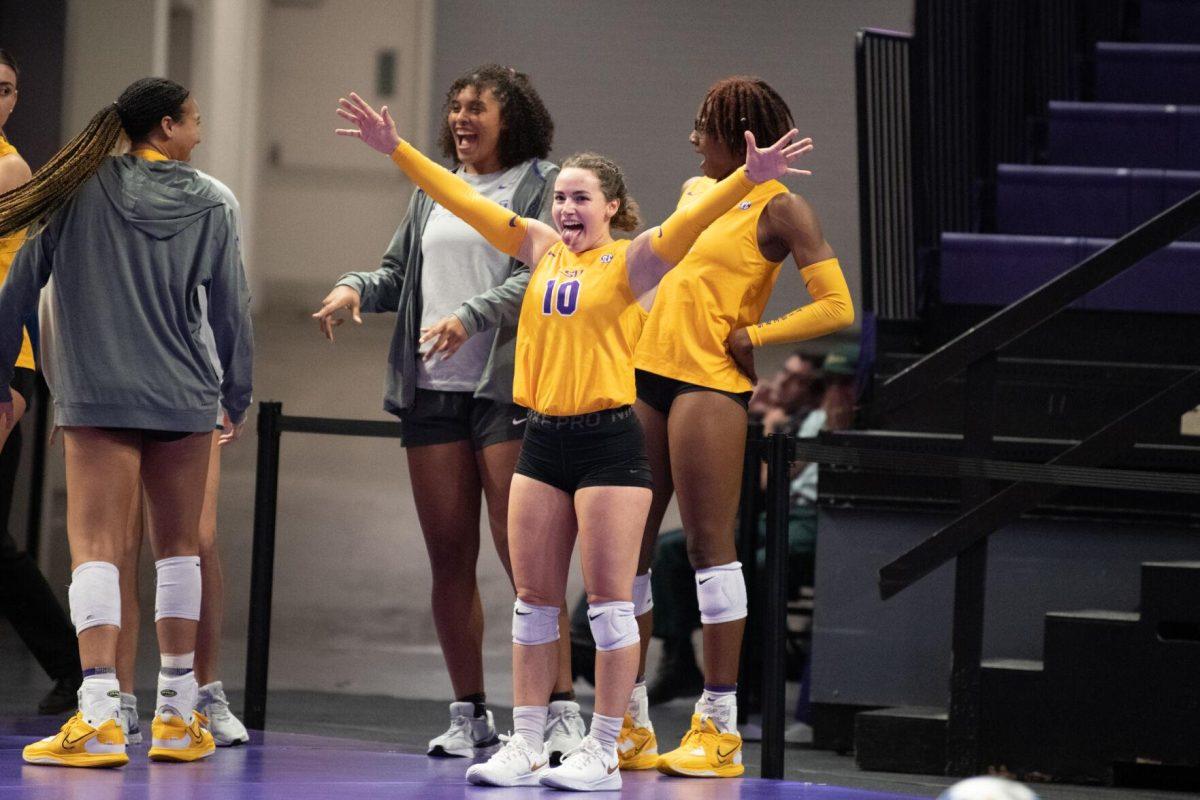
top-left (335, 92), bottom-right (402, 155)
top-left (743, 129), bottom-right (813, 184)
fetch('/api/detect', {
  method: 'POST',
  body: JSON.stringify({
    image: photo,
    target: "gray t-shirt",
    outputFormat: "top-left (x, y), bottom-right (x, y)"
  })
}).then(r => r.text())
top-left (416, 160), bottom-right (533, 392)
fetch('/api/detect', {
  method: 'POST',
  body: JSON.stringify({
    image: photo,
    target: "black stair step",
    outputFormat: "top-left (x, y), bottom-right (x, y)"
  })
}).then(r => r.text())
top-left (981, 660), bottom-right (1047, 778)
top-left (1142, 561), bottom-right (1200, 628)
top-left (854, 706), bottom-right (946, 775)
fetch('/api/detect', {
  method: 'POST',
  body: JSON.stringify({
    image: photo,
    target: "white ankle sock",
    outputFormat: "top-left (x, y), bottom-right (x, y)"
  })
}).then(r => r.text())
top-left (588, 713), bottom-right (623, 753)
top-left (512, 705), bottom-right (547, 752)
top-left (698, 691), bottom-right (737, 733)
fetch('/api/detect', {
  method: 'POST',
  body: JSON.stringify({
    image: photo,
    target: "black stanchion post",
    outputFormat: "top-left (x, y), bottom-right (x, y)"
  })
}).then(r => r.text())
top-left (947, 354), bottom-right (996, 775)
top-left (24, 374), bottom-right (50, 560)
top-left (761, 432), bottom-right (792, 779)
top-left (737, 421), bottom-right (765, 726)
top-left (244, 401), bottom-right (283, 730)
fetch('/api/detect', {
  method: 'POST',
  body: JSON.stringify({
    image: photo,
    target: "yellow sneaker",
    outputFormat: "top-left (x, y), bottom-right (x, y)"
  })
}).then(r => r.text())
top-left (656, 714), bottom-right (744, 778)
top-left (148, 711), bottom-right (215, 762)
top-left (22, 712), bottom-right (129, 768)
top-left (616, 713), bottom-right (658, 770)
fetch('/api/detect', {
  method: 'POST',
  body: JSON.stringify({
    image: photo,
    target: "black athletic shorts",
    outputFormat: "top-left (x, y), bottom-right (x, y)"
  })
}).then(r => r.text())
top-left (515, 405), bottom-right (653, 494)
top-left (635, 369), bottom-right (752, 415)
top-left (9, 367), bottom-right (35, 404)
top-left (400, 388), bottom-right (527, 450)
top-left (99, 428), bottom-right (199, 443)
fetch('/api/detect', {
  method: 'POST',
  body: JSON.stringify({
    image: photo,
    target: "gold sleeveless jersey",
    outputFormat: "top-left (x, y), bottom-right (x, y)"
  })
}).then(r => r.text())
top-left (634, 177), bottom-right (790, 393)
top-left (513, 239), bottom-right (647, 415)
top-left (0, 135), bottom-right (34, 371)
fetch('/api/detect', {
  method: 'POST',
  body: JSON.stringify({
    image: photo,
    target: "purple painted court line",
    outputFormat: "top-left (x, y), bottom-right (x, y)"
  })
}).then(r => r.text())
top-left (0, 716), bottom-right (923, 800)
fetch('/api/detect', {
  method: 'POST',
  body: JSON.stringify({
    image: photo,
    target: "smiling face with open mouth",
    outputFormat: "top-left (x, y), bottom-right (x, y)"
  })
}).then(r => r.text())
top-left (447, 85), bottom-right (504, 175)
top-left (552, 167), bottom-right (620, 253)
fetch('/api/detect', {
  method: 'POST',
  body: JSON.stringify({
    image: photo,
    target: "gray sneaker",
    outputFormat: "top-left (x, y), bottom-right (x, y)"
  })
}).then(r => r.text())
top-left (428, 701), bottom-right (499, 757)
top-left (544, 699), bottom-right (586, 767)
top-left (119, 692), bottom-right (142, 745)
top-left (197, 681), bottom-right (249, 746)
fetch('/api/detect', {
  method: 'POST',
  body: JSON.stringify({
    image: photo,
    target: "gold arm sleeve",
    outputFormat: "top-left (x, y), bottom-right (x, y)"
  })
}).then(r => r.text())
top-left (746, 258), bottom-right (854, 347)
top-left (649, 167), bottom-right (755, 265)
top-left (390, 141), bottom-right (527, 258)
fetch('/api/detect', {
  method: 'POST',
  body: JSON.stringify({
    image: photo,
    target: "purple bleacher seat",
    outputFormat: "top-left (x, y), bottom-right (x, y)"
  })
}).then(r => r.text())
top-left (1047, 102), bottom-right (1200, 169)
top-left (1141, 0), bottom-right (1200, 44)
top-left (1095, 43), bottom-right (1200, 105)
top-left (995, 165), bottom-right (1130, 237)
top-left (996, 164), bottom-right (1200, 240)
top-left (1084, 240), bottom-right (1200, 313)
top-left (940, 233), bottom-right (1200, 314)
top-left (939, 233), bottom-right (1083, 307)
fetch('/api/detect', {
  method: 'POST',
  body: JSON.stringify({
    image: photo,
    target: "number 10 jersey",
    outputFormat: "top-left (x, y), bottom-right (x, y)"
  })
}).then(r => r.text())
top-left (513, 239), bottom-right (647, 416)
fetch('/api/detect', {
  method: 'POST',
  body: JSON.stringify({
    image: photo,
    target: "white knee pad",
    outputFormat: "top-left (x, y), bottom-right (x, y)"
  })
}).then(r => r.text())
top-left (632, 571), bottom-right (653, 616)
top-left (69, 561), bottom-right (121, 634)
top-left (695, 562), bottom-right (747, 625)
top-left (154, 556), bottom-right (202, 622)
top-left (588, 601), bottom-right (639, 651)
top-left (511, 599), bottom-right (560, 646)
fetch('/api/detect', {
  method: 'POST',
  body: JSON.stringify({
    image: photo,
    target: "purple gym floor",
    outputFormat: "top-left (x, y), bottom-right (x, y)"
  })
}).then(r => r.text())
top-left (0, 716), bottom-right (923, 800)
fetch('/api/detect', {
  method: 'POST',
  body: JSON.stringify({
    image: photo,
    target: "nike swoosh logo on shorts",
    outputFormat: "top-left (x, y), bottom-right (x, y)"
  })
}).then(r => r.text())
top-left (512, 417), bottom-right (527, 426)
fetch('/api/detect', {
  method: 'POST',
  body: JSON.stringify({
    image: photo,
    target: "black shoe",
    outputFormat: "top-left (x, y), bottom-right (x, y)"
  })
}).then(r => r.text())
top-left (38, 673), bottom-right (81, 715)
top-left (647, 638), bottom-right (704, 706)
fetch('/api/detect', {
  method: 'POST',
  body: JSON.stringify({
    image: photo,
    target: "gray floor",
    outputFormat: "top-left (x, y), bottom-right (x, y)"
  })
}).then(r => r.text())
top-left (1, 309), bottom-right (1193, 797)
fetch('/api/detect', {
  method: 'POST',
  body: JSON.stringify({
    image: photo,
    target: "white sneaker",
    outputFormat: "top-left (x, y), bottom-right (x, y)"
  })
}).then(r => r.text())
top-left (539, 734), bottom-right (621, 791)
top-left (197, 681), bottom-right (250, 746)
top-left (465, 735), bottom-right (549, 786)
top-left (428, 701), bottom-right (499, 757)
top-left (544, 699), bottom-right (586, 766)
top-left (119, 692), bottom-right (142, 745)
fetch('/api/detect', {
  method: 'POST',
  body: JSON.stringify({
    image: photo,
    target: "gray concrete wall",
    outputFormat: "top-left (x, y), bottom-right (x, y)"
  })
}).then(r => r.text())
top-left (430, 0), bottom-right (915, 329)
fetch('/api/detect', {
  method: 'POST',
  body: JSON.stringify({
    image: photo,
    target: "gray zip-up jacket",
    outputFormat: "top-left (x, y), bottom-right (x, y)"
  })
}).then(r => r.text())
top-left (337, 158), bottom-right (557, 417)
top-left (0, 155), bottom-right (253, 429)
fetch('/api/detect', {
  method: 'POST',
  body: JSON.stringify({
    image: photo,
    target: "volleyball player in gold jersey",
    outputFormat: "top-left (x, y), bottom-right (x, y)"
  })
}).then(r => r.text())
top-left (334, 91), bottom-right (810, 791)
top-left (625, 77), bottom-right (854, 778)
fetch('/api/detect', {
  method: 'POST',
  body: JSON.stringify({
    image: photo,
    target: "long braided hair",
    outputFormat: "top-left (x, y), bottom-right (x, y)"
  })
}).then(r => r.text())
top-left (695, 76), bottom-right (795, 162)
top-left (0, 77), bottom-right (189, 238)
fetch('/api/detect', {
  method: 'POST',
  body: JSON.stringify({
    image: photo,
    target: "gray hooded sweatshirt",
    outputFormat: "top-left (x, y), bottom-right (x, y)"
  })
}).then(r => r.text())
top-left (0, 155), bottom-right (253, 430)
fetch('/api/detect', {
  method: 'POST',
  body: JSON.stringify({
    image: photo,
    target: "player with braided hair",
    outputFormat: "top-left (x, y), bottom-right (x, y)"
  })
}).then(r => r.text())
top-left (0, 77), bottom-right (253, 768)
top-left (623, 76), bottom-right (854, 778)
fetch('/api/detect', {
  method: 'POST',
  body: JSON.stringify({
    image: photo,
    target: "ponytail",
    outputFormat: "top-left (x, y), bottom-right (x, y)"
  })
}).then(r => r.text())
top-left (0, 77), bottom-right (189, 238)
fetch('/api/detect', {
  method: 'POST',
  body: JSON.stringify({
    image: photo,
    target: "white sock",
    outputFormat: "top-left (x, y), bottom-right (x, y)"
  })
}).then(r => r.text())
top-left (513, 705), bottom-right (547, 752)
top-left (79, 675), bottom-right (121, 728)
top-left (160, 651), bottom-right (194, 676)
top-left (627, 683), bottom-right (652, 729)
top-left (588, 713), bottom-right (623, 754)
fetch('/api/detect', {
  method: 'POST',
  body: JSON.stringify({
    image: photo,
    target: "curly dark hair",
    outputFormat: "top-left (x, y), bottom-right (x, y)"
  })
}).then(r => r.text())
top-left (437, 64), bottom-right (553, 168)
top-left (696, 76), bottom-right (794, 159)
